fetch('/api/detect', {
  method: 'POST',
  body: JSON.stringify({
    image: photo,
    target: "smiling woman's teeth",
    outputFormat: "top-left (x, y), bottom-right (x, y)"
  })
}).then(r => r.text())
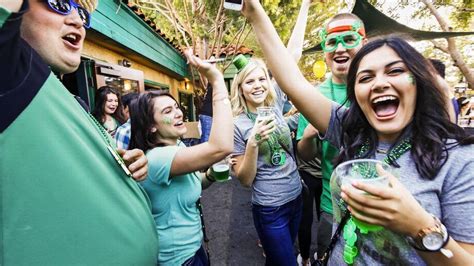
top-left (372, 96), bottom-right (399, 117)
top-left (373, 95), bottom-right (397, 104)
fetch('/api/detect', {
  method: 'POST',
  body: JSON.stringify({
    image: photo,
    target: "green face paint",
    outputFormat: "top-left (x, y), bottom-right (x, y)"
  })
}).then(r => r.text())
top-left (407, 74), bottom-right (416, 85)
top-left (162, 117), bottom-right (172, 125)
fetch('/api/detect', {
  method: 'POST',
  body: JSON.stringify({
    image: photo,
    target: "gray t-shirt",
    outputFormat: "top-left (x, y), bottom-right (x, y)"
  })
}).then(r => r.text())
top-left (324, 103), bottom-right (474, 265)
top-left (233, 85), bottom-right (302, 206)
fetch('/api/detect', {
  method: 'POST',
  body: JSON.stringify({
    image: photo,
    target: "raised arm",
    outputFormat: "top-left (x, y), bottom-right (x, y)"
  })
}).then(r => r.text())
top-left (242, 0), bottom-right (333, 134)
top-left (169, 50), bottom-right (234, 176)
top-left (286, 0), bottom-right (312, 63)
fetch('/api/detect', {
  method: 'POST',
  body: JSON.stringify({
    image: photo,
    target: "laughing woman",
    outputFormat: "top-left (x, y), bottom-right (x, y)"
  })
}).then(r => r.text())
top-left (129, 50), bottom-right (233, 266)
top-left (92, 86), bottom-right (126, 137)
top-left (242, 0), bottom-right (474, 264)
top-left (230, 56), bottom-right (302, 265)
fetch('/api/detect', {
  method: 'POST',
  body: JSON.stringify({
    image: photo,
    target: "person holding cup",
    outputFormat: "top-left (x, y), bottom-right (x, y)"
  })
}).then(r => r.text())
top-left (240, 0), bottom-right (474, 265)
top-left (128, 49), bottom-right (233, 265)
top-left (230, 55), bottom-right (302, 265)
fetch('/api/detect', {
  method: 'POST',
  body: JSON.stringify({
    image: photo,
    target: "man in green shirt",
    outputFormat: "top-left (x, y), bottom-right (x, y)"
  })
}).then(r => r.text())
top-left (296, 13), bottom-right (367, 261)
top-left (0, 0), bottom-right (158, 264)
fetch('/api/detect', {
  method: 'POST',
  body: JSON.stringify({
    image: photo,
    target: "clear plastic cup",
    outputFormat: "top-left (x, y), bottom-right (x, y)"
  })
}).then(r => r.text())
top-left (256, 107), bottom-right (275, 124)
top-left (330, 159), bottom-right (393, 232)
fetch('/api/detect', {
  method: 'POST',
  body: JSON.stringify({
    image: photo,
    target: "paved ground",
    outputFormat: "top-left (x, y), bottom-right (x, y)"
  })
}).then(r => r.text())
top-left (202, 177), bottom-right (319, 266)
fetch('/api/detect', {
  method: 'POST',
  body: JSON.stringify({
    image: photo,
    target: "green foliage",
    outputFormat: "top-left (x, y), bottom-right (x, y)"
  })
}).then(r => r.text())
top-left (130, 0), bottom-right (472, 85)
top-left (370, 0), bottom-right (473, 86)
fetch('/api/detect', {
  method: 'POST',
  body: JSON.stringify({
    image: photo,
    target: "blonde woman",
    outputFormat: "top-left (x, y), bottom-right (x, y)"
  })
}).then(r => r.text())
top-left (230, 56), bottom-right (302, 265)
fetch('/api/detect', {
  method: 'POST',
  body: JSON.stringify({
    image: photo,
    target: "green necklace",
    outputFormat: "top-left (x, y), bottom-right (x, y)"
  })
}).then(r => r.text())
top-left (342, 138), bottom-right (412, 265)
top-left (246, 112), bottom-right (286, 166)
top-left (88, 113), bottom-right (133, 178)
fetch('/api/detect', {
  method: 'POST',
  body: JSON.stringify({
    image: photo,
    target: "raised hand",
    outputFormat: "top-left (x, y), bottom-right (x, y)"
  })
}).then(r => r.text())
top-left (241, 0), bottom-right (261, 18)
top-left (183, 48), bottom-right (223, 83)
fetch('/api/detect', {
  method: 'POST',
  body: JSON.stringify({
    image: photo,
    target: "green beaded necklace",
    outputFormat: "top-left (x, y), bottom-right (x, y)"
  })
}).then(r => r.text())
top-left (352, 138), bottom-right (412, 180)
top-left (342, 138), bottom-right (412, 265)
top-left (88, 113), bottom-right (133, 178)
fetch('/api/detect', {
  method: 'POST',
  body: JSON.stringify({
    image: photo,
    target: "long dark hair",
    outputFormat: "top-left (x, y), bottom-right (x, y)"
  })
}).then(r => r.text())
top-left (92, 86), bottom-right (126, 124)
top-left (128, 91), bottom-right (178, 152)
top-left (336, 37), bottom-right (473, 179)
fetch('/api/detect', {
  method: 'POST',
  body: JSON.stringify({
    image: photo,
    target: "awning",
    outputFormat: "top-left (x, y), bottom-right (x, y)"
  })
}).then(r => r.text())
top-left (304, 0), bottom-right (474, 53)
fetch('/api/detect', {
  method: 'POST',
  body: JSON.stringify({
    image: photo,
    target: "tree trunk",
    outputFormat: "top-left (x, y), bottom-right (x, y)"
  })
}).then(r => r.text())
top-left (420, 0), bottom-right (474, 88)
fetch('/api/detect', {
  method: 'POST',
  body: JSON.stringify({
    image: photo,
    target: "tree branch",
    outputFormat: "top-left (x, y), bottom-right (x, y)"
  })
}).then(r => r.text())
top-left (420, 0), bottom-right (474, 88)
top-left (430, 40), bottom-right (449, 53)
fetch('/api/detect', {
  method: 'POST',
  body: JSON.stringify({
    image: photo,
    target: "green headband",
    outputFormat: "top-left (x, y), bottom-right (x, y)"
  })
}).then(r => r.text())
top-left (319, 20), bottom-right (364, 40)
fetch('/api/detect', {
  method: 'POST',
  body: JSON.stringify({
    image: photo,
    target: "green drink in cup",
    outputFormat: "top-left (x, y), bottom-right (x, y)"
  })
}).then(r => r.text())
top-left (330, 159), bottom-right (393, 232)
top-left (210, 161), bottom-right (230, 182)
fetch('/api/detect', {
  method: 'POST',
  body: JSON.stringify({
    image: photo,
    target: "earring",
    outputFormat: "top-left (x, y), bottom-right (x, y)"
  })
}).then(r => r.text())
top-left (151, 127), bottom-right (157, 133)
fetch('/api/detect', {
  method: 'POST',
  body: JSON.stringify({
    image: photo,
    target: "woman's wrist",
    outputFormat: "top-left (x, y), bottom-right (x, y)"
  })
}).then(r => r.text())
top-left (407, 210), bottom-right (435, 238)
top-left (246, 135), bottom-right (260, 148)
top-left (212, 94), bottom-right (229, 102)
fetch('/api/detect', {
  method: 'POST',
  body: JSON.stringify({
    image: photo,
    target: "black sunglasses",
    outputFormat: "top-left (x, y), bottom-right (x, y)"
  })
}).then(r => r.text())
top-left (46, 0), bottom-right (91, 28)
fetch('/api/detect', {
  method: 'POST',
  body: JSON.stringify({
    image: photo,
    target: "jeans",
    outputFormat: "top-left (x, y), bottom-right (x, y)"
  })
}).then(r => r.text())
top-left (199, 114), bottom-right (212, 144)
top-left (182, 245), bottom-right (209, 266)
top-left (298, 171), bottom-right (323, 260)
top-left (252, 195), bottom-right (303, 266)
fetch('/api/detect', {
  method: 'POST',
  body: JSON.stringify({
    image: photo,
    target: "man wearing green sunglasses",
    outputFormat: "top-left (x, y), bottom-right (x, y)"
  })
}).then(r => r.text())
top-left (0, 0), bottom-right (158, 264)
top-left (296, 12), bottom-right (367, 262)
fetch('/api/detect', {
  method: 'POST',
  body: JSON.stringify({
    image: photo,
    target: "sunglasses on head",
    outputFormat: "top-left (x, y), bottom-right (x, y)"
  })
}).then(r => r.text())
top-left (46, 0), bottom-right (91, 28)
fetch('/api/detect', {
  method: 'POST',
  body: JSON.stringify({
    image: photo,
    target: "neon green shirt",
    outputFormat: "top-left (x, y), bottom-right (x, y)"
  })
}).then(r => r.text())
top-left (296, 77), bottom-right (347, 214)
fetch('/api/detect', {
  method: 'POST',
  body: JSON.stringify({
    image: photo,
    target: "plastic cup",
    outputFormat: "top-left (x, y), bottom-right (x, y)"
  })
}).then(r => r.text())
top-left (210, 158), bottom-right (231, 182)
top-left (331, 159), bottom-right (393, 232)
top-left (256, 107), bottom-right (275, 124)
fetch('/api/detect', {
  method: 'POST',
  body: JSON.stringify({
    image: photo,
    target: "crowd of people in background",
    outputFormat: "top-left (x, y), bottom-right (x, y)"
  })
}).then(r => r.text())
top-left (1, 0), bottom-right (473, 265)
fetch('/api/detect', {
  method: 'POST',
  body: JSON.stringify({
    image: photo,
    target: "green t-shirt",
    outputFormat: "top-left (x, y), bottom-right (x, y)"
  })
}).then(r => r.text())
top-left (1, 4), bottom-right (158, 264)
top-left (141, 142), bottom-right (203, 265)
top-left (296, 77), bottom-right (348, 214)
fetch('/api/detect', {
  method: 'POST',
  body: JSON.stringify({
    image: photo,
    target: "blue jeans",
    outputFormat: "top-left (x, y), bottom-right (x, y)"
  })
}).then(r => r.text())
top-left (199, 114), bottom-right (212, 144)
top-left (252, 195), bottom-right (303, 266)
top-left (182, 245), bottom-right (209, 266)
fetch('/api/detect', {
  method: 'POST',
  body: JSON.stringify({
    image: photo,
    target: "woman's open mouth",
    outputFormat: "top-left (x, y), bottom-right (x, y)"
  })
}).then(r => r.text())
top-left (174, 121), bottom-right (184, 127)
top-left (371, 95), bottom-right (399, 119)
